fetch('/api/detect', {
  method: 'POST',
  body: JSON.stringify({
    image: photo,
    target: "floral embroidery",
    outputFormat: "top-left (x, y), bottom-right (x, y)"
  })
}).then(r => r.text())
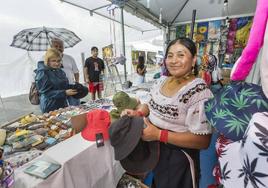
top-left (149, 99), bottom-right (179, 117)
top-left (179, 83), bottom-right (208, 103)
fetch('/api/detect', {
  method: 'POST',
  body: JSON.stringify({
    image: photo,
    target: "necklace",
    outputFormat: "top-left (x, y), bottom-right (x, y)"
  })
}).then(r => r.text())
top-left (171, 72), bottom-right (195, 84)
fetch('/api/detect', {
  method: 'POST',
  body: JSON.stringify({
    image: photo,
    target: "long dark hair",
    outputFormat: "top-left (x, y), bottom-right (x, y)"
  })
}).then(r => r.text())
top-left (164, 37), bottom-right (198, 76)
top-left (136, 56), bottom-right (145, 73)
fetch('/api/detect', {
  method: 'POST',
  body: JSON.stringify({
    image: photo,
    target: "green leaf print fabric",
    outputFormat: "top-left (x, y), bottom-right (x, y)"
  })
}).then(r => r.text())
top-left (205, 81), bottom-right (268, 141)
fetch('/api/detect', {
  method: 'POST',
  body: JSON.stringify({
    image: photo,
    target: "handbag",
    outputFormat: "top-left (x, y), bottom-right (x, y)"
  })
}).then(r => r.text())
top-left (29, 82), bottom-right (40, 105)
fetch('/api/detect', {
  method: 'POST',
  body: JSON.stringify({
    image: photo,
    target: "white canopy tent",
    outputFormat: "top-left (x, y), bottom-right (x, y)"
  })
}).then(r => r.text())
top-left (0, 0), bottom-right (257, 98)
top-left (130, 41), bottom-right (163, 52)
top-left (0, 0), bottom-right (162, 98)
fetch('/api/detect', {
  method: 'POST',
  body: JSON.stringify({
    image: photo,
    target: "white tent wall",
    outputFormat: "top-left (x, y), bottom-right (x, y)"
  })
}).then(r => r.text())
top-left (0, 54), bottom-right (33, 97)
top-left (0, 0), bottom-right (161, 98)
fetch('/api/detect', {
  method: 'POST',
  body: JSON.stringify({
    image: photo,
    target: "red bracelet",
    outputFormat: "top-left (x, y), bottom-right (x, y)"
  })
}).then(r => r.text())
top-left (160, 130), bottom-right (168, 143)
top-left (136, 110), bottom-right (145, 117)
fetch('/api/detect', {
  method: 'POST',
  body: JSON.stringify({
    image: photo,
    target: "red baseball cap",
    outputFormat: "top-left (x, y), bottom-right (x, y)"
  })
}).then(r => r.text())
top-left (81, 109), bottom-right (111, 141)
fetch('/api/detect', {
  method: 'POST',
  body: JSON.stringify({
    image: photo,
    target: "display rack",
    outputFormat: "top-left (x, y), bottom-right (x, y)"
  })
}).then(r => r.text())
top-left (103, 59), bottom-right (123, 97)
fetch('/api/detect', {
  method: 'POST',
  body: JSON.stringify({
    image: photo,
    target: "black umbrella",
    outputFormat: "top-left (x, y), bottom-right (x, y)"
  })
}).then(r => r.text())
top-left (10, 26), bottom-right (81, 51)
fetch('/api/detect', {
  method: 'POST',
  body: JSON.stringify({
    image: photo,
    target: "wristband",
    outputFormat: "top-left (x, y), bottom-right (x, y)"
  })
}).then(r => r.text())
top-left (160, 130), bottom-right (168, 143)
top-left (136, 110), bottom-right (145, 117)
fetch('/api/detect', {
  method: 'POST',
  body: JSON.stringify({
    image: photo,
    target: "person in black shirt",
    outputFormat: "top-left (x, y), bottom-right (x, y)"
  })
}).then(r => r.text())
top-left (84, 47), bottom-right (105, 100)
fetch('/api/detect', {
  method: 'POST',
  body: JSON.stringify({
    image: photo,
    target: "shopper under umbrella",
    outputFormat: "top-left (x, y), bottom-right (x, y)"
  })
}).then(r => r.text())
top-left (10, 26), bottom-right (81, 51)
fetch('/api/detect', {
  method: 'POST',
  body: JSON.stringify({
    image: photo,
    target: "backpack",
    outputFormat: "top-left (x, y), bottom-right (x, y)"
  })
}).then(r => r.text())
top-left (29, 82), bottom-right (40, 105)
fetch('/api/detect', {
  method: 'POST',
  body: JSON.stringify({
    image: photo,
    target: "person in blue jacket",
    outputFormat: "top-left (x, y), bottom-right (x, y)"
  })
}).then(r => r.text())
top-left (35, 48), bottom-right (77, 113)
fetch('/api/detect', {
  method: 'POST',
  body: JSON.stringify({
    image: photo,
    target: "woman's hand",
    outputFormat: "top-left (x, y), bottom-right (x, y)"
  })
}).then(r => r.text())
top-left (142, 118), bottom-right (160, 141)
top-left (65, 89), bottom-right (78, 96)
top-left (120, 109), bottom-right (137, 117)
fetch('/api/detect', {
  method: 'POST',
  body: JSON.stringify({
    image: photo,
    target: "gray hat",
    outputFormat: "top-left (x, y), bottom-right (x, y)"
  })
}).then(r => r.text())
top-left (109, 116), bottom-right (159, 174)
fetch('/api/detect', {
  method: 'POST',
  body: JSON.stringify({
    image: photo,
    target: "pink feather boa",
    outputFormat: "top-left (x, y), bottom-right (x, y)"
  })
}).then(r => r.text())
top-left (231, 0), bottom-right (268, 81)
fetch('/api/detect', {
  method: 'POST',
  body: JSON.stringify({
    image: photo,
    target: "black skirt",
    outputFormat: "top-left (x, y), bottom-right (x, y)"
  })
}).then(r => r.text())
top-left (152, 143), bottom-right (200, 188)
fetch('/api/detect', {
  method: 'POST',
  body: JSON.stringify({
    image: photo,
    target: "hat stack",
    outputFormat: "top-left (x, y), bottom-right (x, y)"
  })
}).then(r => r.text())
top-left (109, 115), bottom-right (159, 174)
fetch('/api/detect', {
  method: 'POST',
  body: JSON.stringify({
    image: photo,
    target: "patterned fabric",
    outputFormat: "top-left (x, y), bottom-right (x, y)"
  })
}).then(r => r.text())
top-left (179, 83), bottom-right (208, 103)
top-left (10, 27), bottom-right (81, 51)
top-left (0, 161), bottom-right (14, 188)
top-left (117, 173), bottom-right (147, 188)
top-left (5, 150), bottom-right (43, 169)
top-left (219, 24), bottom-right (228, 55)
top-left (147, 77), bottom-right (213, 134)
top-left (219, 112), bottom-right (268, 188)
top-left (205, 81), bottom-right (268, 141)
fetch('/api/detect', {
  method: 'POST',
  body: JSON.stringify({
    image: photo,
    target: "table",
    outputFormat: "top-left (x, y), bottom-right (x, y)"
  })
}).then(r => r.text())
top-left (13, 133), bottom-right (124, 188)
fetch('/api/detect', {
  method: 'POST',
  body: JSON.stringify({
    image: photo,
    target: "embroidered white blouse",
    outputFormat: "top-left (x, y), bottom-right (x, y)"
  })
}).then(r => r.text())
top-left (147, 77), bottom-right (213, 135)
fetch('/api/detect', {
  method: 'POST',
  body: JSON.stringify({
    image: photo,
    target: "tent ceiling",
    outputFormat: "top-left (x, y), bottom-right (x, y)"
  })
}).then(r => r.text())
top-left (59, 0), bottom-right (159, 32)
top-left (125, 0), bottom-right (256, 28)
top-left (59, 0), bottom-right (256, 30)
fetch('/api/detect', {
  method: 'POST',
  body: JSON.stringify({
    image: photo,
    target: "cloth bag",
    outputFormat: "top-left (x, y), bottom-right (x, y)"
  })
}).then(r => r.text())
top-left (28, 82), bottom-right (39, 105)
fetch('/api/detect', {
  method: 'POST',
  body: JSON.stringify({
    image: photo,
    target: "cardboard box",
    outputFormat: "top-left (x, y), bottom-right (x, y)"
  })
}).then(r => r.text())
top-left (71, 113), bottom-right (87, 134)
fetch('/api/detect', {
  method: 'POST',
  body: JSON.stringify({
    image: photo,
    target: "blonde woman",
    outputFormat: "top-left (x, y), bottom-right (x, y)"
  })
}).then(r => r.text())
top-left (35, 48), bottom-right (77, 113)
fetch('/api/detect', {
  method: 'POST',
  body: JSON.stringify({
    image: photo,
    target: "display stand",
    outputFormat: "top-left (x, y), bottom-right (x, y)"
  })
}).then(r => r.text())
top-left (103, 59), bottom-right (123, 97)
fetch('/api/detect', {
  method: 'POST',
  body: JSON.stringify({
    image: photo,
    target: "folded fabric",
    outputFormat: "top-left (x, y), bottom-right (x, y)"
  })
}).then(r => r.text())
top-left (45, 137), bottom-right (57, 145)
top-left (0, 129), bottom-right (6, 146)
top-left (5, 150), bottom-right (43, 169)
top-left (33, 128), bottom-right (49, 136)
top-left (28, 123), bottom-right (44, 130)
top-left (7, 130), bottom-right (34, 144)
top-left (10, 134), bottom-right (43, 149)
top-left (205, 81), bottom-right (268, 141)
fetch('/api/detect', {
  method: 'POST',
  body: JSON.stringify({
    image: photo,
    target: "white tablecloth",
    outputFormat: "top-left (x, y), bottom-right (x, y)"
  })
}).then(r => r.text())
top-left (14, 133), bottom-right (124, 188)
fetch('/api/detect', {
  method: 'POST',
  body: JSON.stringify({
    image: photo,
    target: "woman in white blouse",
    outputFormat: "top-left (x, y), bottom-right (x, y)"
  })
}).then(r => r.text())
top-left (122, 37), bottom-right (213, 188)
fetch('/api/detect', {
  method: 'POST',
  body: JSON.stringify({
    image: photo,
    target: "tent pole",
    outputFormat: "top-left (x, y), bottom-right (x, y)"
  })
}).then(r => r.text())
top-left (190, 9), bottom-right (196, 40)
top-left (170, 0), bottom-right (189, 26)
top-left (121, 7), bottom-right (127, 82)
top-left (60, 0), bottom-right (143, 32)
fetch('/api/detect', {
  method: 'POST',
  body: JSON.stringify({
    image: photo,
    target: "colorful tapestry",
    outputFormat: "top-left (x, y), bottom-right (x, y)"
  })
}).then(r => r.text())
top-left (185, 24), bottom-right (191, 38)
top-left (226, 18), bottom-right (237, 54)
top-left (175, 16), bottom-right (253, 66)
top-left (176, 25), bottom-right (186, 38)
top-left (195, 22), bottom-right (209, 43)
top-left (235, 17), bottom-right (253, 48)
top-left (208, 20), bottom-right (222, 41)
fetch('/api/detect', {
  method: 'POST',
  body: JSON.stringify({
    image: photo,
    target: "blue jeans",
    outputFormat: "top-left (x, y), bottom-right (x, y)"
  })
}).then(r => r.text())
top-left (67, 96), bottom-right (80, 106)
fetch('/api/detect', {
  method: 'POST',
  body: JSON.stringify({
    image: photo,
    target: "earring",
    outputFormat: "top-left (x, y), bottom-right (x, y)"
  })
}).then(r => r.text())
top-left (192, 65), bottom-right (195, 74)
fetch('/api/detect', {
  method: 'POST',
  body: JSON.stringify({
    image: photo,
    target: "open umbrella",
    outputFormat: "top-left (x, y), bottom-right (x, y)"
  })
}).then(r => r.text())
top-left (10, 26), bottom-right (81, 51)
